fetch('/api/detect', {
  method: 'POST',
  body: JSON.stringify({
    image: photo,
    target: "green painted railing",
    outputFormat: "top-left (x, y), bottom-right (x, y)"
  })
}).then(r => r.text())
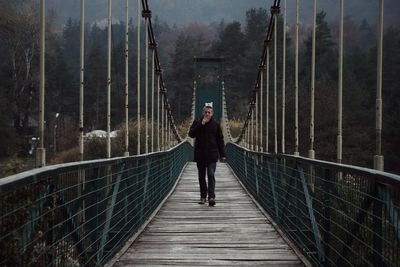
top-left (226, 143), bottom-right (400, 267)
top-left (0, 141), bottom-right (192, 266)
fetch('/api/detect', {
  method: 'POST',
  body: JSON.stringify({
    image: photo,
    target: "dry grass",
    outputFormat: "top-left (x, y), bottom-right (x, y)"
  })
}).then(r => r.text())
top-left (229, 119), bottom-right (244, 138)
top-left (51, 118), bottom-right (185, 164)
top-left (0, 156), bottom-right (35, 177)
top-left (2, 117), bottom-right (245, 175)
top-left (176, 117), bottom-right (192, 138)
top-left (50, 147), bottom-right (81, 164)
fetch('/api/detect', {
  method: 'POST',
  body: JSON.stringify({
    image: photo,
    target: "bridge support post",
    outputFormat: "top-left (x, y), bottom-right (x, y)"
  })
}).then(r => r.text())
top-left (98, 164), bottom-right (125, 263)
top-left (374, 0), bottom-right (384, 172)
top-left (36, 148), bottom-right (46, 167)
top-left (308, 149), bottom-right (315, 159)
top-left (124, 0), bottom-right (129, 157)
top-left (322, 168), bottom-right (331, 267)
top-left (37, 0), bottom-right (46, 168)
top-left (267, 160), bottom-right (279, 220)
top-left (373, 183), bottom-right (384, 266)
top-left (374, 155), bottom-right (384, 171)
top-left (298, 166), bottom-right (324, 262)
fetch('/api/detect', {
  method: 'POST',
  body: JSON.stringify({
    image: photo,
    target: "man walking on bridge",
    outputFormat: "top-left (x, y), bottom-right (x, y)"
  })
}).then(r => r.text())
top-left (189, 102), bottom-right (226, 206)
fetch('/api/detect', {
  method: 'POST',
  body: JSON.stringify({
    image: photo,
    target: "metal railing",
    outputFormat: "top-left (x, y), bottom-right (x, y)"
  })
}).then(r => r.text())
top-left (226, 143), bottom-right (400, 267)
top-left (0, 141), bottom-right (192, 266)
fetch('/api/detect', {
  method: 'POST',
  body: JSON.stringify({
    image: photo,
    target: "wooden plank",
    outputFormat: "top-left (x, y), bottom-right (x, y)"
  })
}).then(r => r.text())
top-left (112, 162), bottom-right (307, 266)
top-left (116, 259), bottom-right (305, 267)
top-left (131, 243), bottom-right (291, 249)
top-left (122, 252), bottom-right (300, 261)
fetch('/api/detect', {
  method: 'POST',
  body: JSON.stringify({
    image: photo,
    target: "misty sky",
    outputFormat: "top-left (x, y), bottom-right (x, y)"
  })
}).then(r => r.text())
top-left (48, 0), bottom-right (400, 28)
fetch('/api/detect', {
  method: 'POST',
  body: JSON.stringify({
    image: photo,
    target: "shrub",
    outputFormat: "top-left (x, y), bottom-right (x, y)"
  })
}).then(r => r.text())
top-left (229, 118), bottom-right (244, 138)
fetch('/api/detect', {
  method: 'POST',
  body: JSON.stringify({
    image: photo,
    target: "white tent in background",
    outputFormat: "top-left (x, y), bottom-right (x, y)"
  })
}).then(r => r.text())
top-left (110, 130), bottom-right (118, 138)
top-left (85, 130), bottom-right (118, 139)
top-left (85, 130), bottom-right (107, 138)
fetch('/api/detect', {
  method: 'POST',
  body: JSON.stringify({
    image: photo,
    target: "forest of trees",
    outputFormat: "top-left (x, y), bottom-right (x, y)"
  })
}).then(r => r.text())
top-left (0, 1), bottom-right (399, 174)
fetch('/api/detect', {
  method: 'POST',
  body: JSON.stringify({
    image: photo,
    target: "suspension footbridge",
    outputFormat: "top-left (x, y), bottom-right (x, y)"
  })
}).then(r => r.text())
top-left (1, 0), bottom-right (399, 266)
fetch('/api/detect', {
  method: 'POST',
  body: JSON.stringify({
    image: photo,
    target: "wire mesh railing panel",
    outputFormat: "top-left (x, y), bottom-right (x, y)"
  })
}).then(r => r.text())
top-left (0, 141), bottom-right (192, 266)
top-left (226, 143), bottom-right (400, 267)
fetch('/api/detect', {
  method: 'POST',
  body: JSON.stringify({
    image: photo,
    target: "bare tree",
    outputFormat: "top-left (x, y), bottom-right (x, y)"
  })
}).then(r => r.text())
top-left (0, 0), bottom-right (39, 136)
top-left (0, 0), bottom-right (56, 137)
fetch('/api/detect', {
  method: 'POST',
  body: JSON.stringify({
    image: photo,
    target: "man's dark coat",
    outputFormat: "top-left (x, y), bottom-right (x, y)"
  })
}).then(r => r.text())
top-left (188, 117), bottom-right (226, 163)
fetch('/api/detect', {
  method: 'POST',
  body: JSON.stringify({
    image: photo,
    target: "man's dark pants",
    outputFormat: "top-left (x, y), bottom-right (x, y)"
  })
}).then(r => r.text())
top-left (196, 161), bottom-right (216, 200)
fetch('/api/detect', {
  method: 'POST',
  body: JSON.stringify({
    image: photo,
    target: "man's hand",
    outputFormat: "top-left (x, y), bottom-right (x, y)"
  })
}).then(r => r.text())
top-left (202, 117), bottom-right (210, 125)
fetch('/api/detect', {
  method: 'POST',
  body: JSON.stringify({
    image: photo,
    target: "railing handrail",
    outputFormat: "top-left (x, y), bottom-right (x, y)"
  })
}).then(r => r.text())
top-left (0, 141), bottom-right (193, 266)
top-left (0, 140), bottom-right (191, 193)
top-left (226, 143), bottom-right (400, 266)
top-left (228, 142), bottom-right (400, 185)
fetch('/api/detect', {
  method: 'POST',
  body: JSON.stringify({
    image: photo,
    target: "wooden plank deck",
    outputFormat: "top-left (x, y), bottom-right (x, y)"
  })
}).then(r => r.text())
top-left (112, 162), bottom-right (307, 266)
